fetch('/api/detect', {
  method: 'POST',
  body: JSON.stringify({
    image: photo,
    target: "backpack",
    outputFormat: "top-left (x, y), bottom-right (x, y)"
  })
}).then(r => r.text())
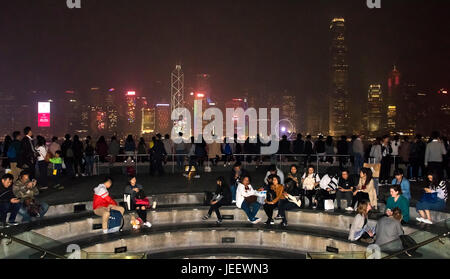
top-left (7, 146), bottom-right (16, 159)
top-left (224, 143), bottom-right (232, 155)
top-left (107, 209), bottom-right (124, 233)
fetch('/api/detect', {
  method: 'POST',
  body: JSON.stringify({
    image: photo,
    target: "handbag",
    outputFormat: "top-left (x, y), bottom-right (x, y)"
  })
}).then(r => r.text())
top-left (244, 195), bottom-right (258, 204)
top-left (24, 198), bottom-right (41, 217)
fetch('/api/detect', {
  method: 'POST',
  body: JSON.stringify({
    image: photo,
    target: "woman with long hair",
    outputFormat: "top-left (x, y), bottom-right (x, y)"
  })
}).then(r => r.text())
top-left (301, 165), bottom-right (321, 208)
top-left (263, 175), bottom-right (284, 225)
top-left (351, 167), bottom-right (378, 210)
top-left (416, 171), bottom-right (448, 224)
top-left (348, 201), bottom-right (375, 243)
top-left (124, 175), bottom-right (152, 228)
top-left (96, 136), bottom-right (109, 163)
top-left (202, 176), bottom-right (232, 224)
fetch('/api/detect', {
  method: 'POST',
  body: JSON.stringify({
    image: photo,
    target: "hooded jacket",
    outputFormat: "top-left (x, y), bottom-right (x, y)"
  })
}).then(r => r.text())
top-left (93, 184), bottom-right (117, 210)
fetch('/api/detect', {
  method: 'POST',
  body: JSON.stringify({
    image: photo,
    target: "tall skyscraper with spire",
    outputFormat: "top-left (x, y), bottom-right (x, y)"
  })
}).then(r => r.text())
top-left (386, 65), bottom-right (401, 133)
top-left (329, 17), bottom-right (350, 136)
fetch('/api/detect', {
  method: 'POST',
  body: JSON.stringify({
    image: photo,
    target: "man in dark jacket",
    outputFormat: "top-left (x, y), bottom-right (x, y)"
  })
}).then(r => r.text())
top-left (18, 127), bottom-right (37, 179)
top-left (151, 134), bottom-right (167, 176)
top-left (337, 136), bottom-right (349, 169)
top-left (0, 174), bottom-right (21, 228)
top-left (61, 134), bottom-right (75, 177)
top-left (9, 131), bottom-right (22, 181)
top-left (303, 135), bottom-right (314, 168)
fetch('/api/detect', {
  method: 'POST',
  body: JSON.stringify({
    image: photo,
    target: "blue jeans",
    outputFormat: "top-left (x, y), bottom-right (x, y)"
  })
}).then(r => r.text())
top-left (18, 201), bottom-right (49, 223)
top-left (230, 185), bottom-right (237, 201)
top-left (176, 150), bottom-right (185, 170)
top-left (0, 202), bottom-right (21, 223)
top-left (85, 156), bottom-right (94, 176)
top-left (354, 153), bottom-right (363, 174)
top-left (241, 201), bottom-right (261, 222)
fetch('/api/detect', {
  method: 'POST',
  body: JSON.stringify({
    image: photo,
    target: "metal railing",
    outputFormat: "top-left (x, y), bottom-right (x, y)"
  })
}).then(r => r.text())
top-left (382, 232), bottom-right (449, 259)
top-left (0, 232), bottom-right (66, 259)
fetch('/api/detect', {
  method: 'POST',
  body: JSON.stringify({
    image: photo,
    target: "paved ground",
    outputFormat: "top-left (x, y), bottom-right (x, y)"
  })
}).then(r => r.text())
top-left (37, 164), bottom-right (450, 212)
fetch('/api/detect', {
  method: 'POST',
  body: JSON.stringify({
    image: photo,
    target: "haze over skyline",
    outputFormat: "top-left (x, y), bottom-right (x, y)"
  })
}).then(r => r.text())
top-left (0, 0), bottom-right (449, 105)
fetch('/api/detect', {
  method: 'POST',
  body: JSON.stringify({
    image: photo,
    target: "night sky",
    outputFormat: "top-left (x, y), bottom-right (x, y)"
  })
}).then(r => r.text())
top-left (0, 0), bottom-right (449, 104)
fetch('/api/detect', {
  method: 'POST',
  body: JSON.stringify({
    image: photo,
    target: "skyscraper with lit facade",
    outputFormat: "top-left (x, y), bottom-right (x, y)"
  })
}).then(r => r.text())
top-left (367, 84), bottom-right (383, 136)
top-left (329, 17), bottom-right (350, 136)
top-left (386, 65), bottom-right (401, 133)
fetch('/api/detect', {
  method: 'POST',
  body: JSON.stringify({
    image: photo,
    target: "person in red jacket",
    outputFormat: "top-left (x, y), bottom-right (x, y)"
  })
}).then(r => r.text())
top-left (93, 177), bottom-right (124, 233)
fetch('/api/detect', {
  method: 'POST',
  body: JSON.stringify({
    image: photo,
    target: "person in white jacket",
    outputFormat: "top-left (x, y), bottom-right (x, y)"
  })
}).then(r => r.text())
top-left (236, 175), bottom-right (261, 224)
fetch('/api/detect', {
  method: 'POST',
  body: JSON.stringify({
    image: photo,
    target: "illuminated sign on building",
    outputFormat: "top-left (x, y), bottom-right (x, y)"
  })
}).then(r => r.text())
top-left (38, 102), bottom-right (51, 127)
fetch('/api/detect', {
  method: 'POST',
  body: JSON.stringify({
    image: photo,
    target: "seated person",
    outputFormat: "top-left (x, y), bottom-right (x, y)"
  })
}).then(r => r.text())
top-left (124, 175), bottom-right (152, 228)
top-left (236, 175), bottom-right (261, 224)
top-left (416, 171), bottom-right (448, 224)
top-left (391, 169), bottom-right (411, 201)
top-left (301, 165), bottom-right (321, 208)
top-left (13, 170), bottom-right (49, 223)
top-left (93, 177), bottom-right (125, 234)
top-left (264, 164), bottom-right (285, 185)
top-left (351, 168), bottom-right (378, 211)
top-left (348, 201), bottom-right (375, 244)
top-left (0, 174), bottom-right (21, 228)
top-left (316, 169), bottom-right (339, 210)
top-left (229, 162), bottom-right (249, 204)
top-left (375, 207), bottom-right (404, 246)
top-left (278, 178), bottom-right (302, 227)
top-left (336, 169), bottom-right (355, 211)
top-left (202, 176), bottom-right (232, 224)
top-left (386, 185), bottom-right (410, 223)
top-left (285, 165), bottom-right (302, 196)
top-left (263, 175), bottom-right (284, 225)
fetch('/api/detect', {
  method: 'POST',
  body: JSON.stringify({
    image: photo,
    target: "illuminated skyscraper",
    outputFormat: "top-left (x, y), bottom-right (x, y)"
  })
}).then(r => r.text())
top-left (386, 65), bottom-right (401, 132)
top-left (329, 17), bottom-right (350, 136)
top-left (196, 74), bottom-right (212, 101)
top-left (367, 84), bottom-right (383, 136)
top-left (155, 104), bottom-right (171, 136)
top-left (125, 91), bottom-right (137, 124)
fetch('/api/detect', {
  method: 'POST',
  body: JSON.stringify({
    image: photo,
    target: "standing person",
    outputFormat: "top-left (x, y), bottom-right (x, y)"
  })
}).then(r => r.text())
top-left (49, 151), bottom-right (64, 190)
top-left (194, 136), bottom-right (207, 169)
top-left (391, 169), bottom-right (411, 201)
top-left (236, 175), bottom-right (261, 224)
top-left (61, 134), bottom-right (75, 177)
top-left (222, 140), bottom-right (233, 167)
top-left (424, 131), bottom-right (447, 180)
top-left (137, 137), bottom-right (147, 162)
top-left (124, 135), bottom-right (136, 162)
top-left (84, 136), bottom-right (95, 176)
top-left (263, 175), bottom-right (284, 225)
top-left (391, 135), bottom-right (402, 170)
top-left (13, 170), bottom-right (49, 223)
top-left (337, 136), bottom-right (349, 169)
top-left (162, 134), bottom-right (174, 159)
top-left (174, 132), bottom-right (186, 171)
top-left (352, 168), bottom-right (378, 210)
top-left (107, 136), bottom-right (119, 164)
top-left (72, 135), bottom-right (84, 177)
top-left (348, 201), bottom-right (375, 244)
top-left (314, 135), bottom-right (326, 162)
top-left (353, 135), bottom-right (365, 175)
top-left (399, 136), bottom-right (411, 177)
top-left (93, 177), bottom-right (125, 234)
top-left (0, 174), bottom-right (21, 228)
top-left (202, 177), bottom-right (232, 224)
top-left (301, 165), bottom-right (321, 208)
top-left (18, 127), bottom-right (37, 179)
top-left (1, 135), bottom-right (12, 171)
top-left (409, 134), bottom-right (426, 182)
top-left (380, 135), bottom-right (392, 185)
top-left (278, 135), bottom-right (291, 155)
top-left (207, 135), bottom-right (222, 167)
top-left (123, 175), bottom-right (152, 228)
top-left (385, 185), bottom-right (410, 223)
top-left (229, 162), bottom-right (249, 204)
top-left (48, 137), bottom-right (61, 156)
top-left (151, 134), bottom-right (167, 176)
top-left (8, 131), bottom-right (22, 182)
top-left (293, 134), bottom-right (305, 165)
top-left (336, 169), bottom-right (355, 211)
top-left (325, 136), bottom-right (335, 164)
top-left (303, 135), bottom-right (314, 167)
top-left (375, 208), bottom-right (404, 246)
top-left (416, 171), bottom-right (448, 224)
top-left (35, 136), bottom-right (49, 190)
top-left (369, 137), bottom-right (382, 164)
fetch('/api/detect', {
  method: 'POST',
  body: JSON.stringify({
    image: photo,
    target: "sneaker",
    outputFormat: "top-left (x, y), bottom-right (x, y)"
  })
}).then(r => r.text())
top-left (0, 222), bottom-right (10, 229)
top-left (251, 218), bottom-right (260, 224)
top-left (416, 217), bottom-right (425, 223)
top-left (232, 200), bottom-right (236, 204)
top-left (274, 215), bottom-right (282, 220)
top-left (216, 219), bottom-right (223, 224)
top-left (202, 215), bottom-right (210, 221)
top-left (57, 186), bottom-right (65, 190)
top-left (345, 207), bottom-right (354, 212)
top-left (75, 174), bottom-right (79, 178)
top-left (103, 229), bottom-right (108, 234)
top-left (53, 184), bottom-right (61, 189)
top-left (422, 219), bottom-right (433, 225)
top-left (7, 222), bottom-right (19, 226)
top-left (39, 186), bottom-right (48, 190)
top-left (265, 219), bottom-right (273, 225)
top-left (194, 175), bottom-right (200, 179)
top-left (281, 222), bottom-right (288, 227)
top-left (143, 222), bottom-right (152, 228)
